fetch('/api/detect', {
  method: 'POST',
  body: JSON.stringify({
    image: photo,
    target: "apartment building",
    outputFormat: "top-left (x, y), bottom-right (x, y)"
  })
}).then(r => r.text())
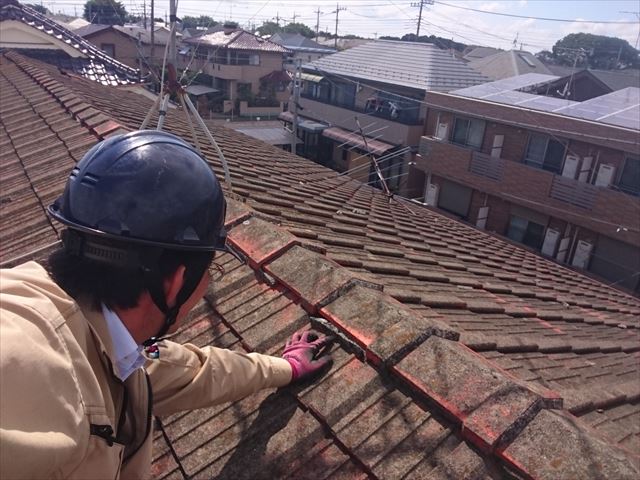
top-left (412, 74), bottom-right (640, 292)
top-left (179, 26), bottom-right (291, 108)
top-left (280, 40), bottom-right (487, 189)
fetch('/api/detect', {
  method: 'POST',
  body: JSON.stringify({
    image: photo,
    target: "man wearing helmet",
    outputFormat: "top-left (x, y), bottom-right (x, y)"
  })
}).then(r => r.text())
top-left (0, 131), bottom-right (333, 479)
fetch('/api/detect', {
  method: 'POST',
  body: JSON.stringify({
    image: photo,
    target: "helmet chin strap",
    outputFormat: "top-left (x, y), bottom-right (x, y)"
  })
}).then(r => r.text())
top-left (141, 259), bottom-right (208, 347)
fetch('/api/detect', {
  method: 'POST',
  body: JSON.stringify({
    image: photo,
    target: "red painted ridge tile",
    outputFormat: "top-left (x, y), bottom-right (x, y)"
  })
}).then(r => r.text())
top-left (226, 217), bottom-right (298, 269)
top-left (224, 197), bottom-right (253, 228)
top-left (92, 119), bottom-right (125, 138)
top-left (320, 285), bottom-right (458, 367)
top-left (264, 245), bottom-right (381, 314)
top-left (392, 336), bottom-right (558, 454)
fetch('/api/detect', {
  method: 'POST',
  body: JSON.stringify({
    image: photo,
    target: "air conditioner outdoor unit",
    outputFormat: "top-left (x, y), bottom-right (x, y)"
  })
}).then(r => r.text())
top-left (435, 123), bottom-right (448, 140)
top-left (425, 183), bottom-right (439, 206)
top-left (595, 164), bottom-right (616, 187)
top-left (571, 240), bottom-right (593, 269)
top-left (561, 155), bottom-right (580, 179)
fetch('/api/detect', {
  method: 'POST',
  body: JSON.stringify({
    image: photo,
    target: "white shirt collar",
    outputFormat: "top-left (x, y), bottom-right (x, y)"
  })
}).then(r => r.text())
top-left (101, 303), bottom-right (145, 381)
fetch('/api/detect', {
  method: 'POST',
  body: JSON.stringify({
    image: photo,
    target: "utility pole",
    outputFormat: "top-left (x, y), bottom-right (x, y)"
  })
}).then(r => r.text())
top-left (150, 0), bottom-right (155, 72)
top-left (411, 0), bottom-right (433, 37)
top-left (315, 8), bottom-right (322, 41)
top-left (291, 58), bottom-right (302, 154)
top-left (143, 0), bottom-right (146, 29)
top-left (292, 12), bottom-right (298, 24)
top-left (334, 4), bottom-right (346, 50)
top-left (169, 0), bottom-right (177, 65)
top-left (274, 12), bottom-right (281, 26)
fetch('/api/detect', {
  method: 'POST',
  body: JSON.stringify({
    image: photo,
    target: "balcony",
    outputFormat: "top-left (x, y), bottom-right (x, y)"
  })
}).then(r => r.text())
top-left (298, 97), bottom-right (425, 147)
top-left (417, 135), bottom-right (640, 245)
top-left (300, 93), bottom-right (423, 126)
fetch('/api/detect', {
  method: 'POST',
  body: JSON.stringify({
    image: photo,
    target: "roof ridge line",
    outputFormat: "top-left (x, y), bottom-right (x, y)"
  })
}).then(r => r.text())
top-left (6, 52), bottom-right (129, 140)
top-left (219, 196), bottom-right (639, 479)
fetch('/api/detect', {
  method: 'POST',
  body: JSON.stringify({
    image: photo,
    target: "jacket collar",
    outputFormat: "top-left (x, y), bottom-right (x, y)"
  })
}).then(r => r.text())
top-left (77, 297), bottom-right (122, 382)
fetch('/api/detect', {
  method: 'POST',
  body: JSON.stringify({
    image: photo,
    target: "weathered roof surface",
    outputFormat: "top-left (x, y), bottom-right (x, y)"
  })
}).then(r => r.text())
top-left (1, 50), bottom-right (639, 479)
top-left (72, 23), bottom-right (111, 37)
top-left (226, 121), bottom-right (301, 146)
top-left (270, 32), bottom-right (336, 53)
top-left (462, 46), bottom-right (502, 62)
top-left (185, 29), bottom-right (290, 53)
top-left (468, 50), bottom-right (553, 80)
top-left (0, 0), bottom-right (139, 85)
top-left (305, 40), bottom-right (489, 92)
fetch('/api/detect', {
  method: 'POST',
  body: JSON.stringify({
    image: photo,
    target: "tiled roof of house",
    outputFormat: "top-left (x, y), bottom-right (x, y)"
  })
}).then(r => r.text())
top-left (270, 32), bottom-right (336, 53)
top-left (1, 50), bottom-right (639, 479)
top-left (185, 28), bottom-right (290, 53)
top-left (305, 40), bottom-right (489, 92)
top-left (0, 0), bottom-right (139, 85)
top-left (462, 46), bottom-right (502, 62)
top-left (468, 50), bottom-right (553, 80)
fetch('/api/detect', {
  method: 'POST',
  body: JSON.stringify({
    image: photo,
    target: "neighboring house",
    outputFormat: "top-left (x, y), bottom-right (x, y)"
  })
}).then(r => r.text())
top-left (74, 23), bottom-right (177, 73)
top-left (180, 26), bottom-right (291, 113)
top-left (315, 36), bottom-right (369, 51)
top-left (534, 66), bottom-right (640, 101)
top-left (0, 0), bottom-right (139, 85)
top-left (468, 49), bottom-right (553, 80)
top-left (462, 45), bottom-right (502, 62)
top-left (2, 48), bottom-right (640, 480)
top-left (415, 73), bottom-right (640, 292)
top-left (281, 40), bottom-right (488, 190)
top-left (269, 32), bottom-right (336, 66)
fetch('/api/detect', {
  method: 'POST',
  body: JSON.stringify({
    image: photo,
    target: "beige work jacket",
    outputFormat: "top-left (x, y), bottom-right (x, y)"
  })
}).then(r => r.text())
top-left (0, 262), bottom-right (292, 479)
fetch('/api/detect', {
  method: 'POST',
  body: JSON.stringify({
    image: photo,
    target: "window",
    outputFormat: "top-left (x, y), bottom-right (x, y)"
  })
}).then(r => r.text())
top-left (507, 216), bottom-right (545, 250)
top-left (590, 235), bottom-right (640, 292)
top-left (437, 180), bottom-right (472, 218)
top-left (524, 134), bottom-right (566, 174)
top-left (238, 83), bottom-right (251, 100)
top-left (100, 43), bottom-right (115, 57)
top-left (329, 81), bottom-right (356, 108)
top-left (451, 117), bottom-right (485, 149)
top-left (249, 54), bottom-right (260, 65)
top-left (617, 155), bottom-right (640, 196)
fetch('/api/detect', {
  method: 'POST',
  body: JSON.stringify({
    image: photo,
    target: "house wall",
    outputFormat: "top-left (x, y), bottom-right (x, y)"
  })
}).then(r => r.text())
top-left (190, 50), bottom-right (286, 98)
top-left (417, 137), bottom-right (640, 246)
top-left (85, 30), bottom-right (140, 69)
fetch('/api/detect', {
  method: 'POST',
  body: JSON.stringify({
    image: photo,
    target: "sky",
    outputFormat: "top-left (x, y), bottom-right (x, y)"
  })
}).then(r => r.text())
top-left (44, 0), bottom-right (640, 53)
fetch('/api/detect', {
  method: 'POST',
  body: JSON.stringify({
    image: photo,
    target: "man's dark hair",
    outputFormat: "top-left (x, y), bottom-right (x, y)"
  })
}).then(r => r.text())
top-left (46, 231), bottom-right (213, 310)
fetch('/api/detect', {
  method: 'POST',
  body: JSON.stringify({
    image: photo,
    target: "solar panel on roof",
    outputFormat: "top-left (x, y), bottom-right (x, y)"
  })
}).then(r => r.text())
top-left (451, 74), bottom-right (639, 131)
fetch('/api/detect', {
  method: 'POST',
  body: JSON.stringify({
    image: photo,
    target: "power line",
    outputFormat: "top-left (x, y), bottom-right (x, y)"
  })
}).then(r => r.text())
top-left (435, 1), bottom-right (640, 24)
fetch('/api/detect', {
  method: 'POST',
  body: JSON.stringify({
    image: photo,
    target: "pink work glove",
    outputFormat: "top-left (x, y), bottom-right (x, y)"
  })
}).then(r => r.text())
top-left (282, 330), bottom-right (334, 383)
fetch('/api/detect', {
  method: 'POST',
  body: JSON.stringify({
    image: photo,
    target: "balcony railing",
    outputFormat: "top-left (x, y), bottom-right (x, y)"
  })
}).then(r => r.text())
top-left (300, 93), bottom-right (423, 125)
top-left (470, 151), bottom-right (505, 181)
top-left (549, 176), bottom-right (598, 209)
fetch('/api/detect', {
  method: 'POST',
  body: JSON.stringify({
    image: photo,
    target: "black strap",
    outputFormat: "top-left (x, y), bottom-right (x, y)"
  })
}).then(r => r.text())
top-left (141, 255), bottom-right (209, 347)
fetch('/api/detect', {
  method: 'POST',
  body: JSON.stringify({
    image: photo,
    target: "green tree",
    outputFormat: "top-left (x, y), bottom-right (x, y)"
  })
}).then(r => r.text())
top-left (257, 21), bottom-right (282, 37)
top-left (182, 15), bottom-right (218, 29)
top-left (26, 4), bottom-right (49, 15)
top-left (535, 49), bottom-right (556, 65)
top-left (83, 0), bottom-right (127, 25)
top-left (282, 22), bottom-right (315, 38)
top-left (552, 33), bottom-right (639, 69)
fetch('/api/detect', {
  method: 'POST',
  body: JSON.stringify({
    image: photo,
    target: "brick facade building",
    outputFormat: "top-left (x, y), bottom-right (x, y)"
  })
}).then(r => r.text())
top-left (412, 86), bottom-right (640, 293)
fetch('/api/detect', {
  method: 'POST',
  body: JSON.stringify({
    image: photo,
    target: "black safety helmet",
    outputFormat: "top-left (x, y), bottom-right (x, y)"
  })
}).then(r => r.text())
top-left (49, 129), bottom-right (226, 251)
top-left (48, 130), bottom-right (228, 345)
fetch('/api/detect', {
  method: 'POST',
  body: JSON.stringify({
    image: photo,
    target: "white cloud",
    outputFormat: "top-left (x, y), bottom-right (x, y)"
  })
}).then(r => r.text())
top-left (478, 2), bottom-right (502, 13)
